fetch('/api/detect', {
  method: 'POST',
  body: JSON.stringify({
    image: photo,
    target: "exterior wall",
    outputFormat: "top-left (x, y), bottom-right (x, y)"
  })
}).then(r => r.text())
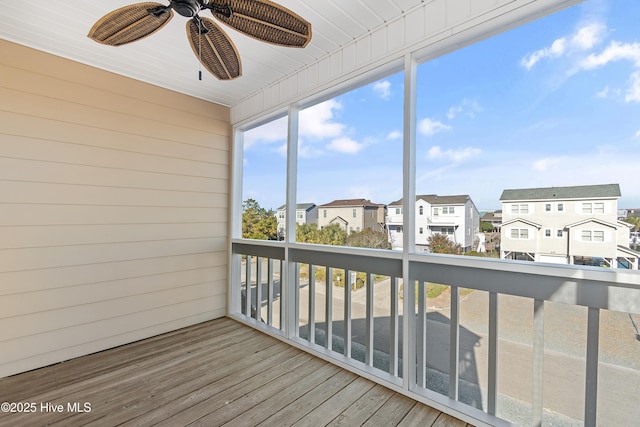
top-left (502, 221), bottom-right (539, 254)
top-left (0, 41), bottom-right (230, 378)
top-left (501, 196), bottom-right (634, 266)
top-left (363, 206), bottom-right (383, 232)
top-left (318, 206), bottom-right (364, 234)
top-left (569, 223), bottom-right (617, 258)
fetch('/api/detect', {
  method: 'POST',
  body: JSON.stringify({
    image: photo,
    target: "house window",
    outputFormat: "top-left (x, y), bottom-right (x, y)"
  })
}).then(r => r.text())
top-left (594, 230), bottom-right (604, 242)
top-left (582, 203), bottom-right (592, 214)
top-left (545, 204), bottom-right (551, 212)
top-left (397, 226), bottom-right (403, 233)
top-left (395, 208), bottom-right (401, 214)
top-left (419, 227), bottom-right (423, 234)
top-left (297, 212), bottom-right (303, 219)
top-left (557, 229), bottom-right (563, 237)
top-left (323, 210), bottom-right (327, 218)
top-left (353, 209), bottom-right (356, 218)
top-left (419, 206), bottom-right (423, 215)
top-left (511, 204), bottom-right (528, 214)
top-left (433, 208), bottom-right (439, 216)
top-left (594, 203), bottom-right (604, 214)
top-left (545, 229), bottom-right (551, 237)
top-left (557, 203), bottom-right (564, 212)
top-left (511, 228), bottom-right (528, 239)
top-left (279, 212), bottom-right (284, 219)
top-left (582, 230), bottom-right (592, 241)
top-left (441, 206), bottom-right (454, 214)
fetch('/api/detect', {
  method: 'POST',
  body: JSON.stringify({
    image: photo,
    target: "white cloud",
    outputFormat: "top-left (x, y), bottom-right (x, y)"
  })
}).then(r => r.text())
top-left (635, 129), bottom-right (640, 139)
top-left (372, 80), bottom-right (392, 100)
top-left (447, 99), bottom-right (483, 120)
top-left (326, 137), bottom-right (365, 154)
top-left (625, 71), bottom-right (640, 103)
top-left (580, 41), bottom-right (640, 70)
top-left (521, 23), bottom-right (605, 70)
top-left (532, 157), bottom-right (562, 171)
top-left (571, 23), bottom-right (605, 50)
top-left (428, 146), bottom-right (481, 163)
top-left (596, 86), bottom-right (610, 98)
top-left (299, 100), bottom-right (345, 139)
top-left (244, 116), bottom-right (287, 148)
top-left (446, 106), bottom-right (463, 120)
top-left (521, 38), bottom-right (568, 70)
top-left (418, 118), bottom-right (451, 136)
top-left (387, 130), bottom-right (402, 140)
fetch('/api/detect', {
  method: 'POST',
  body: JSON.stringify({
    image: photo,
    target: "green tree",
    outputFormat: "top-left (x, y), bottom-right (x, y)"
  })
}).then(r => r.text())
top-left (296, 223), bottom-right (346, 246)
top-left (242, 199), bottom-right (278, 240)
top-left (346, 229), bottom-right (391, 249)
top-left (623, 216), bottom-right (640, 232)
top-left (427, 233), bottom-right (462, 254)
top-left (480, 221), bottom-right (494, 232)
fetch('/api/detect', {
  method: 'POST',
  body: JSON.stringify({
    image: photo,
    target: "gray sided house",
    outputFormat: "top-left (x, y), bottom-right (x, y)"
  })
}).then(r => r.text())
top-left (317, 199), bottom-right (386, 235)
top-left (275, 203), bottom-right (318, 240)
top-left (500, 183), bottom-right (639, 269)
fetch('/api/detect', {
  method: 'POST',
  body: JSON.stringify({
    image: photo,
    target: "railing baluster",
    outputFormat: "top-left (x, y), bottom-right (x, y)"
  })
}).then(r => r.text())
top-left (585, 307), bottom-right (600, 427)
top-left (267, 258), bottom-right (274, 326)
top-left (365, 272), bottom-right (374, 366)
top-left (245, 255), bottom-right (252, 317)
top-left (390, 276), bottom-right (399, 377)
top-left (449, 285), bottom-right (460, 400)
top-left (532, 298), bottom-right (544, 427)
top-left (280, 259), bottom-right (285, 331)
top-left (255, 256), bottom-right (262, 321)
top-left (309, 264), bottom-right (316, 344)
top-left (325, 266), bottom-right (333, 350)
top-left (488, 291), bottom-right (498, 415)
top-left (294, 263), bottom-right (300, 336)
top-left (417, 280), bottom-right (426, 387)
top-left (344, 269), bottom-right (352, 358)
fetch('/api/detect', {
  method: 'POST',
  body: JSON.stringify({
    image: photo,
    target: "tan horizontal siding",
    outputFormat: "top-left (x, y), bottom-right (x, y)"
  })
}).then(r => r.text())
top-left (0, 40), bottom-right (230, 378)
top-left (0, 252), bottom-right (224, 294)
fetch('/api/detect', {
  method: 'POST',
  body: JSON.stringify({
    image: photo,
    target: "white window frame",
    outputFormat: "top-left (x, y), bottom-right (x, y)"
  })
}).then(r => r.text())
top-left (510, 228), bottom-right (529, 239)
top-left (594, 203), bottom-right (604, 214)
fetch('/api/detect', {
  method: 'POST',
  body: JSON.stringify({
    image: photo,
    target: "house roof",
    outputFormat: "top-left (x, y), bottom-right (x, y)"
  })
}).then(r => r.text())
top-left (388, 195), bottom-right (471, 206)
top-left (276, 203), bottom-right (316, 211)
top-left (319, 199), bottom-right (382, 208)
top-left (564, 218), bottom-right (620, 230)
top-left (500, 184), bottom-right (621, 201)
top-left (501, 218), bottom-right (542, 229)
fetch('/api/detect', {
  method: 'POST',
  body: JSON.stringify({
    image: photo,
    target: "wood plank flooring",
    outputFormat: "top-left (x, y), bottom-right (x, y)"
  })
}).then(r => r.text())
top-left (0, 318), bottom-right (468, 426)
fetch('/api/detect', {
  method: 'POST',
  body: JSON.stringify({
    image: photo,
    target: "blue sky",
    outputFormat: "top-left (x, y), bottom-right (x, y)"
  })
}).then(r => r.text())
top-left (243, 0), bottom-right (638, 211)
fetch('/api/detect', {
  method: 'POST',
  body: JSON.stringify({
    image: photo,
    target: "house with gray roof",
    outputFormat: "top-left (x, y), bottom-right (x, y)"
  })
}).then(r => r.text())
top-left (275, 203), bottom-right (318, 240)
top-left (499, 184), bottom-right (638, 269)
top-left (317, 199), bottom-right (386, 235)
top-left (387, 194), bottom-right (480, 252)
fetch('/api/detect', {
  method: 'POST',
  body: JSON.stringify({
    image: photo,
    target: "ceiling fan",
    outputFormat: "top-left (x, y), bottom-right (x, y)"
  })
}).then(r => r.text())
top-left (88, 0), bottom-right (312, 80)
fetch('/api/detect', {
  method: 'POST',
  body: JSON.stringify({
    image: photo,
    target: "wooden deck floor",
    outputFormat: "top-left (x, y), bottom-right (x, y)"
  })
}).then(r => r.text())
top-left (0, 318), bottom-right (468, 427)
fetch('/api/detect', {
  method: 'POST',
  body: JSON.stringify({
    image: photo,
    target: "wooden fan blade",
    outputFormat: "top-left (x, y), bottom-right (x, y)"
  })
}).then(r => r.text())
top-left (211, 0), bottom-right (311, 48)
top-left (187, 18), bottom-right (241, 80)
top-left (88, 2), bottom-right (173, 46)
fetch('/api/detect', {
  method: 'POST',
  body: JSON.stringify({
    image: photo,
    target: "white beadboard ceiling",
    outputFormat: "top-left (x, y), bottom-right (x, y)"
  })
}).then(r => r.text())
top-left (0, 0), bottom-right (426, 107)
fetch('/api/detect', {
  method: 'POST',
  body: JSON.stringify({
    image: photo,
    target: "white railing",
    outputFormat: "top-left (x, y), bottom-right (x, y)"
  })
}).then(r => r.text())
top-left (229, 239), bottom-right (640, 427)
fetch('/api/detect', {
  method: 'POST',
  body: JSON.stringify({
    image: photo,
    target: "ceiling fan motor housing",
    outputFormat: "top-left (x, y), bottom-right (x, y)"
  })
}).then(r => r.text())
top-left (170, 0), bottom-right (202, 17)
